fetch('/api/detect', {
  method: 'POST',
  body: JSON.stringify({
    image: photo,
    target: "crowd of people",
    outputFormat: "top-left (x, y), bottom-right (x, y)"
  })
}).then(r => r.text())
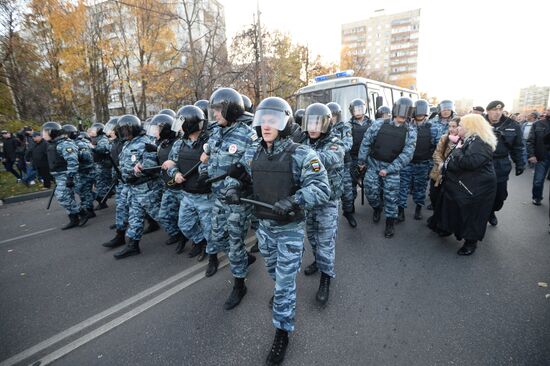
top-left (2, 88), bottom-right (550, 365)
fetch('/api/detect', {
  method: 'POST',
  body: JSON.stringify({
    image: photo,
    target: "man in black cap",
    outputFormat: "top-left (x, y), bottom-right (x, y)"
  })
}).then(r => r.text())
top-left (472, 106), bottom-right (485, 115)
top-left (27, 131), bottom-right (53, 188)
top-left (485, 100), bottom-right (525, 226)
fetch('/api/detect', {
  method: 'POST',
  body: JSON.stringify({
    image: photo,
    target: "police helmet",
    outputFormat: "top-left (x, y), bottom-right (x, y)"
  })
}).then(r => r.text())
top-left (392, 97), bottom-right (414, 119)
top-left (175, 105), bottom-right (206, 136)
top-left (149, 114), bottom-right (176, 140)
top-left (208, 88), bottom-right (245, 123)
top-left (158, 109), bottom-right (176, 118)
top-left (294, 109), bottom-right (305, 125)
top-left (375, 105), bottom-right (392, 119)
top-left (41, 121), bottom-right (63, 140)
top-left (349, 98), bottom-right (366, 118)
top-left (117, 115), bottom-right (141, 140)
top-left (104, 117), bottom-right (119, 137)
top-left (438, 100), bottom-right (455, 113)
top-left (241, 94), bottom-right (254, 113)
top-left (89, 122), bottom-right (105, 136)
top-left (413, 99), bottom-right (430, 118)
top-left (326, 102), bottom-right (342, 123)
top-left (303, 103), bottom-right (332, 135)
top-left (252, 97), bottom-right (293, 138)
top-left (193, 100), bottom-right (209, 120)
top-left (62, 124), bottom-right (79, 140)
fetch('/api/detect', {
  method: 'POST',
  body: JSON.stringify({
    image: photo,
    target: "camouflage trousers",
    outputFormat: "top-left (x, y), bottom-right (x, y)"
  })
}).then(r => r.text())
top-left (52, 172), bottom-right (80, 215)
top-left (126, 180), bottom-right (163, 241)
top-left (306, 200), bottom-right (339, 278)
top-left (257, 219), bottom-right (305, 332)
top-left (398, 160), bottom-right (431, 208)
top-left (158, 188), bottom-right (182, 237)
top-left (341, 160), bottom-right (354, 213)
top-left (207, 197), bottom-right (252, 278)
top-left (94, 163), bottom-right (112, 199)
top-left (365, 166), bottom-right (401, 219)
top-left (76, 168), bottom-right (95, 210)
top-left (178, 191), bottom-right (214, 244)
top-left (115, 183), bottom-right (129, 231)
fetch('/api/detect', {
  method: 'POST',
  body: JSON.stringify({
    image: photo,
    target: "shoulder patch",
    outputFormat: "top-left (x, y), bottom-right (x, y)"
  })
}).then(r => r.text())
top-left (65, 147), bottom-right (74, 153)
top-left (310, 159), bottom-right (321, 172)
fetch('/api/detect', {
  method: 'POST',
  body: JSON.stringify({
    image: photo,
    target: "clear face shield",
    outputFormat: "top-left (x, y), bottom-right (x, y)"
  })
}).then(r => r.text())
top-left (145, 123), bottom-right (159, 139)
top-left (172, 116), bottom-right (184, 133)
top-left (439, 101), bottom-right (454, 113)
top-left (41, 129), bottom-right (52, 141)
top-left (208, 105), bottom-right (227, 124)
top-left (104, 122), bottom-right (116, 138)
top-left (352, 105), bottom-right (366, 118)
top-left (302, 114), bottom-right (331, 134)
top-left (252, 110), bottom-right (290, 131)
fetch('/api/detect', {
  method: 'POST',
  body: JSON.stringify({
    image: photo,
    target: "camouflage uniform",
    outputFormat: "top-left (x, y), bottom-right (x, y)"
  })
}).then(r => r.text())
top-left (331, 120), bottom-right (354, 213)
top-left (358, 119), bottom-right (417, 219)
top-left (349, 116), bottom-right (372, 205)
top-left (398, 121), bottom-right (437, 208)
top-left (304, 135), bottom-right (344, 278)
top-left (157, 138), bottom-right (182, 238)
top-left (204, 122), bottom-right (257, 278)
top-left (168, 137), bottom-right (214, 244)
top-left (230, 137), bottom-right (331, 332)
top-left (74, 137), bottom-right (96, 210)
top-left (111, 138), bottom-right (129, 230)
top-left (49, 137), bottom-right (81, 214)
top-left (119, 135), bottom-right (163, 241)
top-left (93, 134), bottom-right (112, 200)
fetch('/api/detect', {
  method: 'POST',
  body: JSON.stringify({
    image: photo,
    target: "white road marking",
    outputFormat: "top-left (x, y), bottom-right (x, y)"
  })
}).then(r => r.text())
top-left (0, 228), bottom-right (57, 246)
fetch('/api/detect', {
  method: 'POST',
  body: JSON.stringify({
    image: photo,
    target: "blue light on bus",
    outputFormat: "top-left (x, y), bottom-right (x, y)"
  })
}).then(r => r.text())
top-left (314, 75), bottom-right (329, 82)
top-left (314, 70), bottom-right (355, 83)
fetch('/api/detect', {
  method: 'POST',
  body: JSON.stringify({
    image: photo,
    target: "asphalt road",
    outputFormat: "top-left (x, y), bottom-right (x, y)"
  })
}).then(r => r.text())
top-left (0, 170), bottom-right (549, 366)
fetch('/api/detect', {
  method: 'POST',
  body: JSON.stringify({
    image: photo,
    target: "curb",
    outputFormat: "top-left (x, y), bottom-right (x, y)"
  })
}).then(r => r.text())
top-left (2, 190), bottom-right (53, 204)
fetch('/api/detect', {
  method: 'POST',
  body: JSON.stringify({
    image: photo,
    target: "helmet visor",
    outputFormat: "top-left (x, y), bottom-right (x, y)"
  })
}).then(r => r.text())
top-left (303, 114), bottom-right (331, 133)
top-left (439, 101), bottom-right (454, 111)
top-left (172, 116), bottom-right (184, 133)
top-left (352, 105), bottom-right (366, 117)
top-left (252, 110), bottom-right (290, 131)
top-left (145, 124), bottom-right (159, 139)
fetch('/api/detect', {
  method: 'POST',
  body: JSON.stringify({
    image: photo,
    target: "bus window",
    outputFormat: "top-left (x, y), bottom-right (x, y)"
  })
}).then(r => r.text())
top-left (381, 87), bottom-right (393, 107)
top-left (368, 92), bottom-right (378, 119)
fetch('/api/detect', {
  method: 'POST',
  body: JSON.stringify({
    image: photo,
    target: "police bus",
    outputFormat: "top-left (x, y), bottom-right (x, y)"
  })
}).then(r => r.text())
top-left (294, 70), bottom-right (419, 121)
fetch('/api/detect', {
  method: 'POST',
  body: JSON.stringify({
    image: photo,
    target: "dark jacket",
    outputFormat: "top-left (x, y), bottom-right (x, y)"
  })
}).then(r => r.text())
top-left (1, 137), bottom-right (19, 161)
top-left (438, 135), bottom-right (497, 241)
top-left (526, 117), bottom-right (550, 161)
top-left (487, 115), bottom-right (525, 182)
top-left (29, 139), bottom-right (50, 172)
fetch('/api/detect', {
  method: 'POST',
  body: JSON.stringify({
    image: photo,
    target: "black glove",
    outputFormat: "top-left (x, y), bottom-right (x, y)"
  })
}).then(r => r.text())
top-left (272, 196), bottom-right (297, 216)
top-left (66, 176), bottom-right (75, 188)
top-left (144, 143), bottom-right (157, 153)
top-left (515, 167), bottom-right (524, 176)
top-left (227, 163), bottom-right (246, 180)
top-left (197, 171), bottom-right (209, 186)
top-left (221, 187), bottom-right (240, 205)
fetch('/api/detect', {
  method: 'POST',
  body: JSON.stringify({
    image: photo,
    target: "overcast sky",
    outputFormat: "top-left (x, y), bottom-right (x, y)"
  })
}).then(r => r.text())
top-left (219, 0), bottom-right (549, 109)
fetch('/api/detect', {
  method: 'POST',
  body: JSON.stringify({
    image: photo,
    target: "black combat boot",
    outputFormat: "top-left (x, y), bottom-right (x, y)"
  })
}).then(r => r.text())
top-left (414, 204), bottom-right (423, 220)
top-left (61, 213), bottom-right (80, 230)
top-left (265, 328), bottom-right (289, 366)
top-left (113, 239), bottom-right (141, 259)
top-left (316, 272), bottom-right (331, 305)
top-left (175, 235), bottom-right (190, 254)
top-left (397, 207), bottom-right (405, 223)
top-left (102, 229), bottom-right (126, 248)
top-left (457, 240), bottom-right (477, 256)
top-left (488, 212), bottom-right (498, 226)
top-left (197, 240), bottom-right (208, 261)
top-left (165, 232), bottom-right (186, 246)
top-left (143, 218), bottom-right (160, 234)
top-left (223, 277), bottom-right (247, 310)
top-left (249, 240), bottom-right (259, 253)
top-left (78, 209), bottom-right (89, 227)
top-left (304, 261), bottom-right (318, 276)
top-left (86, 208), bottom-right (96, 218)
top-left (343, 211), bottom-right (357, 228)
top-left (95, 198), bottom-right (108, 210)
top-left (188, 239), bottom-right (206, 258)
top-left (384, 218), bottom-right (395, 238)
top-left (373, 206), bottom-right (382, 223)
top-left (205, 253), bottom-right (219, 277)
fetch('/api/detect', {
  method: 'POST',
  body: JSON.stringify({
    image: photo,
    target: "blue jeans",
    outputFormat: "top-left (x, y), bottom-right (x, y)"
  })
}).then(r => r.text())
top-left (532, 152), bottom-right (550, 201)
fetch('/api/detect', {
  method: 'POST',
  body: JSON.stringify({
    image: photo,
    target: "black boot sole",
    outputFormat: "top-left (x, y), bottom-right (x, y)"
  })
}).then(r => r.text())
top-left (205, 262), bottom-right (219, 277)
top-left (223, 286), bottom-right (247, 310)
top-left (113, 250), bottom-right (140, 259)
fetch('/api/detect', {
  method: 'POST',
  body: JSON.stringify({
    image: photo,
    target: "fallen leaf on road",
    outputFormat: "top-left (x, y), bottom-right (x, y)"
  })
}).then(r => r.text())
top-left (546, 294), bottom-right (550, 299)
top-left (538, 282), bottom-right (548, 288)
top-left (19, 224), bottom-right (26, 227)
top-left (20, 273), bottom-right (26, 276)
top-left (7, 249), bottom-right (13, 253)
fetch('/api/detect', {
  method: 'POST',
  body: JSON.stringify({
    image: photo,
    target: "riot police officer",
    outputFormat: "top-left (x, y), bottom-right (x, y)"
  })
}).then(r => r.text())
top-left (348, 98), bottom-right (372, 211)
top-left (358, 97), bottom-right (417, 238)
top-left (201, 88), bottom-right (257, 310)
top-left (112, 115), bottom-right (164, 259)
top-left (90, 123), bottom-right (112, 209)
top-left (375, 105), bottom-right (391, 120)
top-left (485, 100), bottom-right (525, 225)
top-left (397, 99), bottom-right (436, 221)
top-left (163, 105), bottom-right (212, 257)
top-left (302, 103), bottom-right (345, 305)
top-left (42, 122), bottom-right (88, 229)
top-left (224, 96), bottom-right (330, 366)
top-left (327, 102), bottom-right (355, 227)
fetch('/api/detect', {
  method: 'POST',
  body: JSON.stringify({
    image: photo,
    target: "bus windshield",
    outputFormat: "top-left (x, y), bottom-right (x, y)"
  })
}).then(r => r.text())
top-left (296, 84), bottom-right (367, 122)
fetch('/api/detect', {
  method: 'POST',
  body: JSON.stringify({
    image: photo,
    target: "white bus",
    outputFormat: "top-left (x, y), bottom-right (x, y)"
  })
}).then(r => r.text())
top-left (294, 70), bottom-right (419, 121)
